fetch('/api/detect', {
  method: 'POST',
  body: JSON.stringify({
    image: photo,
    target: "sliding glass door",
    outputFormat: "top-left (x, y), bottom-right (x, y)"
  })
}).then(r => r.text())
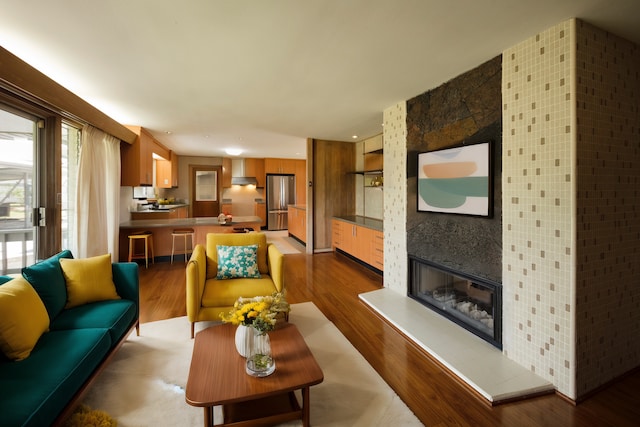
top-left (0, 107), bottom-right (38, 274)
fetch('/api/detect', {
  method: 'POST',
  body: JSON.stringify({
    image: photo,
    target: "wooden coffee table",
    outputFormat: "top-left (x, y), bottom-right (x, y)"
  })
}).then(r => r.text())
top-left (185, 323), bottom-right (324, 427)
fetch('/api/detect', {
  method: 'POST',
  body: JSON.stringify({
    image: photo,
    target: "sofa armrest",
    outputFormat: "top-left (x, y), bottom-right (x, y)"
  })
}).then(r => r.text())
top-left (112, 262), bottom-right (139, 307)
top-left (267, 244), bottom-right (284, 293)
top-left (186, 244), bottom-right (207, 323)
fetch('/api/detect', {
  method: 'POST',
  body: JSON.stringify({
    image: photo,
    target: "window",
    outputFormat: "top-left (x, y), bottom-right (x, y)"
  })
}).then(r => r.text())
top-left (0, 106), bottom-right (38, 273)
top-left (61, 123), bottom-right (81, 255)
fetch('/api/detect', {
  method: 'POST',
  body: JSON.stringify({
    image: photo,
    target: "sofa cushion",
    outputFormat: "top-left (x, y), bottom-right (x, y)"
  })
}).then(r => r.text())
top-left (216, 244), bottom-right (261, 279)
top-left (60, 254), bottom-right (120, 308)
top-left (201, 275), bottom-right (278, 307)
top-left (0, 276), bottom-right (50, 361)
top-left (21, 249), bottom-right (73, 319)
top-left (0, 328), bottom-right (111, 427)
top-left (51, 299), bottom-right (137, 343)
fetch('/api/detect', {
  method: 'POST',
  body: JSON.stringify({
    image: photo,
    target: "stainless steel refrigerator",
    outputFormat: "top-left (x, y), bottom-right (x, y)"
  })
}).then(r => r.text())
top-left (266, 174), bottom-right (296, 230)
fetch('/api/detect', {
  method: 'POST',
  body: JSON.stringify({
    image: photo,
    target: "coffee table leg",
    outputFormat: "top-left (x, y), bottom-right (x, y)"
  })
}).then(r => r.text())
top-left (302, 387), bottom-right (310, 426)
top-left (204, 406), bottom-right (212, 427)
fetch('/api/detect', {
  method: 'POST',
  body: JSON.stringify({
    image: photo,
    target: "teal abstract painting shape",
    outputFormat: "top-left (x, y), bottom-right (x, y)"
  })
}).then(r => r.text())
top-left (419, 177), bottom-right (488, 209)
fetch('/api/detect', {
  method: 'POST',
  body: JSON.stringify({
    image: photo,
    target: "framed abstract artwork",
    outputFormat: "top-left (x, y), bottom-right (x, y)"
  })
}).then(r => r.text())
top-left (417, 141), bottom-right (492, 217)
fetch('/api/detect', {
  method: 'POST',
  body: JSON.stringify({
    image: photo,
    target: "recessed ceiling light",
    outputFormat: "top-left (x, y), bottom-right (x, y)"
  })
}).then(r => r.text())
top-left (165, 131), bottom-right (172, 135)
top-left (225, 148), bottom-right (242, 156)
top-left (352, 135), bottom-right (358, 139)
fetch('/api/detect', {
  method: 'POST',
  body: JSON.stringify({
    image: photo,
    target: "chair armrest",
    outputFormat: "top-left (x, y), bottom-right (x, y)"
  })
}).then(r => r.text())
top-left (186, 244), bottom-right (207, 322)
top-left (267, 244), bottom-right (284, 293)
top-left (112, 262), bottom-right (140, 319)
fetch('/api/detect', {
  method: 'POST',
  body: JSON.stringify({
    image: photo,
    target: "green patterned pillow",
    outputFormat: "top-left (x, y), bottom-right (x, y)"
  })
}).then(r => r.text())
top-left (216, 244), bottom-right (261, 279)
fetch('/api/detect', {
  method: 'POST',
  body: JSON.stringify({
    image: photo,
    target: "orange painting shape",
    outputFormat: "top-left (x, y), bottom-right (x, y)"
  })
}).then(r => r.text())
top-left (423, 162), bottom-right (477, 178)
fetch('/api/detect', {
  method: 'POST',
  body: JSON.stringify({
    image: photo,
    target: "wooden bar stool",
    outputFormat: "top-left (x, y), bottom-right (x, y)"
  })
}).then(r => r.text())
top-left (128, 231), bottom-right (154, 268)
top-left (171, 228), bottom-right (195, 264)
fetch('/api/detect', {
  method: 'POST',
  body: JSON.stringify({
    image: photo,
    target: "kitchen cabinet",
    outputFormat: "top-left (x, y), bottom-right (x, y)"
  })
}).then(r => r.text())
top-left (265, 158), bottom-right (297, 174)
top-left (295, 159), bottom-right (306, 205)
top-left (245, 158), bottom-right (265, 187)
top-left (255, 202), bottom-right (266, 228)
top-left (222, 158), bottom-right (232, 188)
top-left (156, 151), bottom-right (180, 188)
top-left (122, 126), bottom-right (172, 187)
top-left (121, 126), bottom-right (154, 186)
top-left (331, 217), bottom-right (383, 272)
top-left (170, 151), bottom-right (179, 187)
top-left (288, 205), bottom-right (306, 243)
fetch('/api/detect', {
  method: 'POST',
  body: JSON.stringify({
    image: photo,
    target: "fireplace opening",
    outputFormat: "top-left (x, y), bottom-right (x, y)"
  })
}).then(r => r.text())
top-left (408, 256), bottom-right (502, 349)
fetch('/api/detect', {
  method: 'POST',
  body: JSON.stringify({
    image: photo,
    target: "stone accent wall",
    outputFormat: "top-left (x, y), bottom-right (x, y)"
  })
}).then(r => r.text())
top-left (383, 102), bottom-right (408, 295)
top-left (405, 56), bottom-right (503, 283)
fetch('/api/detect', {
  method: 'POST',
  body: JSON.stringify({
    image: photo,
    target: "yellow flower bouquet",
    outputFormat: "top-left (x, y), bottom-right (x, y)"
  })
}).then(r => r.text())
top-left (220, 292), bottom-right (289, 334)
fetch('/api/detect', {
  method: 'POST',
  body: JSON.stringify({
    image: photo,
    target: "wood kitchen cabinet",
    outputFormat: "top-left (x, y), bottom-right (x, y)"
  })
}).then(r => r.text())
top-left (222, 158), bottom-right (232, 188)
top-left (288, 205), bottom-right (306, 243)
top-left (156, 151), bottom-right (180, 188)
top-left (265, 158), bottom-right (297, 174)
top-left (255, 202), bottom-right (266, 228)
top-left (122, 126), bottom-right (172, 187)
top-left (170, 151), bottom-right (179, 187)
top-left (331, 217), bottom-right (383, 272)
top-left (245, 158), bottom-right (265, 187)
top-left (121, 126), bottom-right (154, 186)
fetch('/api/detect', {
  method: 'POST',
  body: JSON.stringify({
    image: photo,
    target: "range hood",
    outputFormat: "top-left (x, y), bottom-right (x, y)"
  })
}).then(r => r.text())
top-left (231, 159), bottom-right (258, 186)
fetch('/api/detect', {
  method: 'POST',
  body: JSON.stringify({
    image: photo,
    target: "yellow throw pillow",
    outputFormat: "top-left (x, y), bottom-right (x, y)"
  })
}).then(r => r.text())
top-left (0, 276), bottom-right (50, 360)
top-left (60, 254), bottom-right (120, 309)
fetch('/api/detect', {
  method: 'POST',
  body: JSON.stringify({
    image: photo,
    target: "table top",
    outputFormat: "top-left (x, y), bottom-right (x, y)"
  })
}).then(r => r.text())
top-left (185, 323), bottom-right (323, 407)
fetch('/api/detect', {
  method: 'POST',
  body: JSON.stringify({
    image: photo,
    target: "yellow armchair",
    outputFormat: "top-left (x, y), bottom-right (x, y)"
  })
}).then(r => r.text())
top-left (186, 232), bottom-right (284, 338)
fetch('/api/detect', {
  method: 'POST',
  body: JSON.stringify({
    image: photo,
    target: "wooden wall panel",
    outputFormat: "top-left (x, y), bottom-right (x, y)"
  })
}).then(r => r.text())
top-left (312, 139), bottom-right (355, 251)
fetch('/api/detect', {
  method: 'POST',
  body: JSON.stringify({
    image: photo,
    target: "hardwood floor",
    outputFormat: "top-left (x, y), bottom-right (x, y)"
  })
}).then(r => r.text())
top-left (137, 251), bottom-right (640, 427)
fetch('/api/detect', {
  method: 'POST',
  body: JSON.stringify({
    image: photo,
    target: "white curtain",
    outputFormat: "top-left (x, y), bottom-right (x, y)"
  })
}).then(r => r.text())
top-left (76, 125), bottom-right (121, 260)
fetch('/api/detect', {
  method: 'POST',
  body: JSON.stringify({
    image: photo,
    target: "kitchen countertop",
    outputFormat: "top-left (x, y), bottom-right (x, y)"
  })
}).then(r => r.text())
top-left (333, 215), bottom-right (383, 231)
top-left (120, 215), bottom-right (262, 229)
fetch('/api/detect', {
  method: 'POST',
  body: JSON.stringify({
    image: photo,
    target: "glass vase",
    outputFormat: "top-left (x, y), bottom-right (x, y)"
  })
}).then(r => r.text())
top-left (245, 329), bottom-right (275, 377)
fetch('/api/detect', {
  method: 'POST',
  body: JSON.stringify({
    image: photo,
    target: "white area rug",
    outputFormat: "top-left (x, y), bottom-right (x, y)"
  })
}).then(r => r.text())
top-left (81, 302), bottom-right (422, 426)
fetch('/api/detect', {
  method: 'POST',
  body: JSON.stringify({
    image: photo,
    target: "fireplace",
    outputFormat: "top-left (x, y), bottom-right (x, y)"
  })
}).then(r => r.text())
top-left (408, 256), bottom-right (502, 348)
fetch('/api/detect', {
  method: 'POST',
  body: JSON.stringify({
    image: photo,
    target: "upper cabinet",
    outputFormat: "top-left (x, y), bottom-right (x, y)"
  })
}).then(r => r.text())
top-left (122, 126), bottom-right (173, 187)
top-left (121, 126), bottom-right (153, 186)
top-left (265, 158), bottom-right (297, 174)
top-left (156, 151), bottom-right (179, 188)
top-left (222, 157), bottom-right (232, 188)
top-left (244, 158), bottom-right (265, 187)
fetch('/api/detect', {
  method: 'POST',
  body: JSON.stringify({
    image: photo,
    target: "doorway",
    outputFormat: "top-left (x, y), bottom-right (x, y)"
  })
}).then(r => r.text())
top-left (189, 165), bottom-right (222, 217)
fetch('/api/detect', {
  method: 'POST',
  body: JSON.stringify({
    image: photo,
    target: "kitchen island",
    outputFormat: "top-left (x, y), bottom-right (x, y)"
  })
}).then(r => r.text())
top-left (118, 216), bottom-right (262, 262)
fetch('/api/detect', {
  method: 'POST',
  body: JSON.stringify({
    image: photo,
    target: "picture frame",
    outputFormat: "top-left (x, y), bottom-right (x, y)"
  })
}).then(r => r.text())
top-left (417, 141), bottom-right (492, 217)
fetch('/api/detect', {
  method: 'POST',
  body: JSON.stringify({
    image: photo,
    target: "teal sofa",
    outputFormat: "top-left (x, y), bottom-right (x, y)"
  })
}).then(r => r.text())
top-left (0, 250), bottom-right (139, 427)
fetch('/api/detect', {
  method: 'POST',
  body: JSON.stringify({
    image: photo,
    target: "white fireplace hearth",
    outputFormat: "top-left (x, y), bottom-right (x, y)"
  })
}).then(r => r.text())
top-left (359, 288), bottom-right (554, 404)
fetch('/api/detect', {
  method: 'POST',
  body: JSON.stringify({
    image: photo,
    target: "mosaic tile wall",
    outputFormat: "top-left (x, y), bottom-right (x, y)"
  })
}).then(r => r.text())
top-left (382, 101), bottom-right (407, 294)
top-left (573, 20), bottom-right (640, 397)
top-left (503, 18), bottom-right (640, 399)
top-left (502, 20), bottom-right (576, 397)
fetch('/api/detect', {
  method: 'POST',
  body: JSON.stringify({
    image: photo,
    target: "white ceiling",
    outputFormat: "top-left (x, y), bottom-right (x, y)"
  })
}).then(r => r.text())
top-left (0, 0), bottom-right (638, 159)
